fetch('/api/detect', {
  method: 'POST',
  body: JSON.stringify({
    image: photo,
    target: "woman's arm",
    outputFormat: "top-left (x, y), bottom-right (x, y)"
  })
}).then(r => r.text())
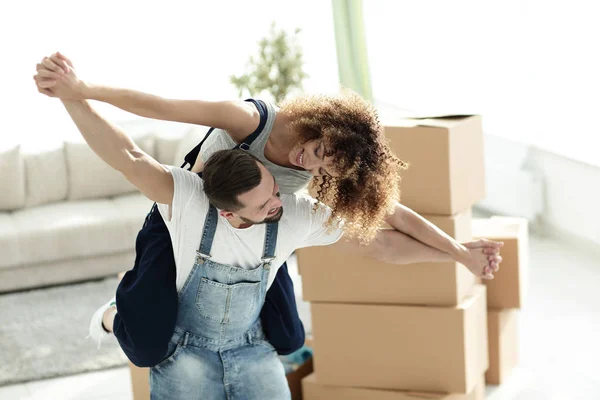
top-left (332, 229), bottom-right (455, 265)
top-left (86, 85), bottom-right (260, 139)
top-left (332, 228), bottom-right (502, 279)
top-left (384, 202), bottom-right (471, 263)
top-left (44, 52), bottom-right (260, 141)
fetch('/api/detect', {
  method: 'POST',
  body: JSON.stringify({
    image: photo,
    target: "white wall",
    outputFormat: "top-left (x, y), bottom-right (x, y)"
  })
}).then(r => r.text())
top-left (2, 0), bottom-right (339, 148)
top-left (526, 148), bottom-right (600, 247)
top-left (477, 135), bottom-right (600, 248)
top-left (364, 0), bottom-right (600, 169)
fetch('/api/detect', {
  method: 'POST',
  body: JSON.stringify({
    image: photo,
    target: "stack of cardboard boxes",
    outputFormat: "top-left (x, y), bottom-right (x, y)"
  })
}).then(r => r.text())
top-left (472, 216), bottom-right (528, 385)
top-left (298, 115), bottom-right (489, 399)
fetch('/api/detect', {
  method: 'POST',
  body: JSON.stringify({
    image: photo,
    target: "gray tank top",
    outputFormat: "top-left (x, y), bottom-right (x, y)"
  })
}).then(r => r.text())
top-left (199, 101), bottom-right (312, 194)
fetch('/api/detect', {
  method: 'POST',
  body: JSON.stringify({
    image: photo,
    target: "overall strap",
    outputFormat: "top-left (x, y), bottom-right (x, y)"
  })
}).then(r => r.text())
top-left (195, 204), bottom-right (219, 263)
top-left (261, 222), bottom-right (279, 263)
top-left (260, 221), bottom-right (278, 301)
top-left (182, 98), bottom-right (268, 168)
top-left (234, 99), bottom-right (268, 151)
top-left (182, 127), bottom-right (216, 170)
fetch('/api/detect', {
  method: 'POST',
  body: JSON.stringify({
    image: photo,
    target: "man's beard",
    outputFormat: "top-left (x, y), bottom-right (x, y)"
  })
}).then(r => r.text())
top-left (240, 207), bottom-right (284, 225)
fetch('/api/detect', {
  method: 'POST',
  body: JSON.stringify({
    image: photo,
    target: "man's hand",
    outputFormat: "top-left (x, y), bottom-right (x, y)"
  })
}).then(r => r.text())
top-left (460, 238), bottom-right (504, 280)
top-left (33, 52), bottom-right (88, 100)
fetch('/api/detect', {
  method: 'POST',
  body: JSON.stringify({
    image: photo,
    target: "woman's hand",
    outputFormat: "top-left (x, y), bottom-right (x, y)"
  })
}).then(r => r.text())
top-left (460, 238), bottom-right (504, 279)
top-left (34, 52), bottom-right (88, 100)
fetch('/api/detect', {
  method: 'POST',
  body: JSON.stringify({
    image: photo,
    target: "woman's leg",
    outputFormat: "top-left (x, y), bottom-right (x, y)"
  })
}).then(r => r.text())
top-left (113, 205), bottom-right (179, 367)
top-left (260, 262), bottom-right (305, 355)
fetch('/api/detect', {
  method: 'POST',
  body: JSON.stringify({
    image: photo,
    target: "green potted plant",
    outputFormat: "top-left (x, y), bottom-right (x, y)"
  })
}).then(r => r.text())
top-left (230, 23), bottom-right (308, 104)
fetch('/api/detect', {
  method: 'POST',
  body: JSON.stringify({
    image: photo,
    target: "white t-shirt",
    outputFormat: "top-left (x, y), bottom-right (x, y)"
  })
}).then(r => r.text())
top-left (157, 167), bottom-right (343, 291)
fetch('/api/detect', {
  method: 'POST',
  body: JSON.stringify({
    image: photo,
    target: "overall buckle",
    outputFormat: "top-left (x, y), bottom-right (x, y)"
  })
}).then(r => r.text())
top-left (261, 256), bottom-right (276, 269)
top-left (195, 250), bottom-right (211, 264)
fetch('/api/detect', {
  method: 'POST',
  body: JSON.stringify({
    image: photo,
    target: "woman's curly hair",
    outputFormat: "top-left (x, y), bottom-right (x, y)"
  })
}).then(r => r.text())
top-left (280, 88), bottom-right (409, 243)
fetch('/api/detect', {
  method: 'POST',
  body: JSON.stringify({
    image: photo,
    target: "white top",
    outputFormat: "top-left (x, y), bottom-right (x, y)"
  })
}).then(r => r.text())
top-left (158, 167), bottom-right (344, 291)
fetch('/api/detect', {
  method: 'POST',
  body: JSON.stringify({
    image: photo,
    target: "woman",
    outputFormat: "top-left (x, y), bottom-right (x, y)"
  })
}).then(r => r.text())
top-left (38, 55), bottom-right (404, 243)
top-left (35, 53), bottom-right (500, 367)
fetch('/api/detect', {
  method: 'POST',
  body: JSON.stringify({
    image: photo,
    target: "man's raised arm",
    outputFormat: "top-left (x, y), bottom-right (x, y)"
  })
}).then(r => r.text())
top-left (59, 99), bottom-right (174, 205)
top-left (34, 54), bottom-right (173, 205)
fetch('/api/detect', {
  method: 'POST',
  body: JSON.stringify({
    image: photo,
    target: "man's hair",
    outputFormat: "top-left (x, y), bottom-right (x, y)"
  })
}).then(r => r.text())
top-left (202, 149), bottom-right (262, 211)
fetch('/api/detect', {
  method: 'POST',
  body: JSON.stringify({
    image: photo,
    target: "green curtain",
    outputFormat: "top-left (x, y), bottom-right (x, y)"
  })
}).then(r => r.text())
top-left (331, 0), bottom-right (373, 102)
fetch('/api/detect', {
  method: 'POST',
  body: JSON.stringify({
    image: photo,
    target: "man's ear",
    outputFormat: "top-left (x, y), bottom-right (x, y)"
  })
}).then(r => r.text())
top-left (219, 210), bottom-right (236, 220)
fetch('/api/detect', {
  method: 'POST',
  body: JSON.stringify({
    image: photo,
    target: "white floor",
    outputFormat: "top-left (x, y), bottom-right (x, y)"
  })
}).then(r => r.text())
top-left (0, 366), bottom-right (132, 400)
top-left (1, 230), bottom-right (599, 400)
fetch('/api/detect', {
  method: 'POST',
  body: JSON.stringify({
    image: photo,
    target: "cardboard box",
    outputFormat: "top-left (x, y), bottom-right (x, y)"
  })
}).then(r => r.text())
top-left (382, 115), bottom-right (485, 215)
top-left (302, 373), bottom-right (486, 400)
top-left (297, 210), bottom-right (477, 306)
top-left (472, 216), bottom-right (528, 309)
top-left (486, 309), bottom-right (519, 385)
top-left (310, 285), bottom-right (488, 393)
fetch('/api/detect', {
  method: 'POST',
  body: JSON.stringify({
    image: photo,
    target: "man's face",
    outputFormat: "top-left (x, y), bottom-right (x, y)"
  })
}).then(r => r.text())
top-left (233, 162), bottom-right (284, 224)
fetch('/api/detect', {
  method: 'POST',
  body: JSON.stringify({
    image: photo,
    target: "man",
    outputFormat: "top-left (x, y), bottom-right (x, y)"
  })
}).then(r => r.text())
top-left (34, 54), bottom-right (502, 399)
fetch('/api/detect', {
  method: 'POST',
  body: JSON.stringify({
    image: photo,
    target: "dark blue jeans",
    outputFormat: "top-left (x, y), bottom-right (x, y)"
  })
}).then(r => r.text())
top-left (113, 205), bottom-right (304, 367)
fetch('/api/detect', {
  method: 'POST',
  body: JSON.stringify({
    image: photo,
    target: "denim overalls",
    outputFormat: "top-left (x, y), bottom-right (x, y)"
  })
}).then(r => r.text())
top-left (149, 205), bottom-right (291, 399)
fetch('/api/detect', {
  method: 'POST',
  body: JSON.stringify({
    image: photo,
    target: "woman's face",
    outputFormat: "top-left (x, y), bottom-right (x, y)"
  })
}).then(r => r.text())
top-left (288, 139), bottom-right (339, 177)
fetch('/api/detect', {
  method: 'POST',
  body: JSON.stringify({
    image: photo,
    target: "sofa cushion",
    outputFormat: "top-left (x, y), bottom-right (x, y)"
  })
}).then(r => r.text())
top-left (0, 252), bottom-right (135, 293)
top-left (0, 213), bottom-right (22, 269)
top-left (65, 133), bottom-right (156, 201)
top-left (112, 193), bottom-right (155, 241)
top-left (11, 199), bottom-right (137, 267)
top-left (0, 145), bottom-right (26, 211)
top-left (24, 142), bottom-right (68, 208)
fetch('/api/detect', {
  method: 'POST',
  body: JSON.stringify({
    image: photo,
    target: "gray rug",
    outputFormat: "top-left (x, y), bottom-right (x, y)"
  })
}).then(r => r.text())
top-left (0, 277), bottom-right (128, 386)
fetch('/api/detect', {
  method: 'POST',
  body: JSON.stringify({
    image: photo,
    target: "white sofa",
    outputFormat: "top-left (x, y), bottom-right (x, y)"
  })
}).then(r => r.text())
top-left (0, 126), bottom-right (205, 293)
